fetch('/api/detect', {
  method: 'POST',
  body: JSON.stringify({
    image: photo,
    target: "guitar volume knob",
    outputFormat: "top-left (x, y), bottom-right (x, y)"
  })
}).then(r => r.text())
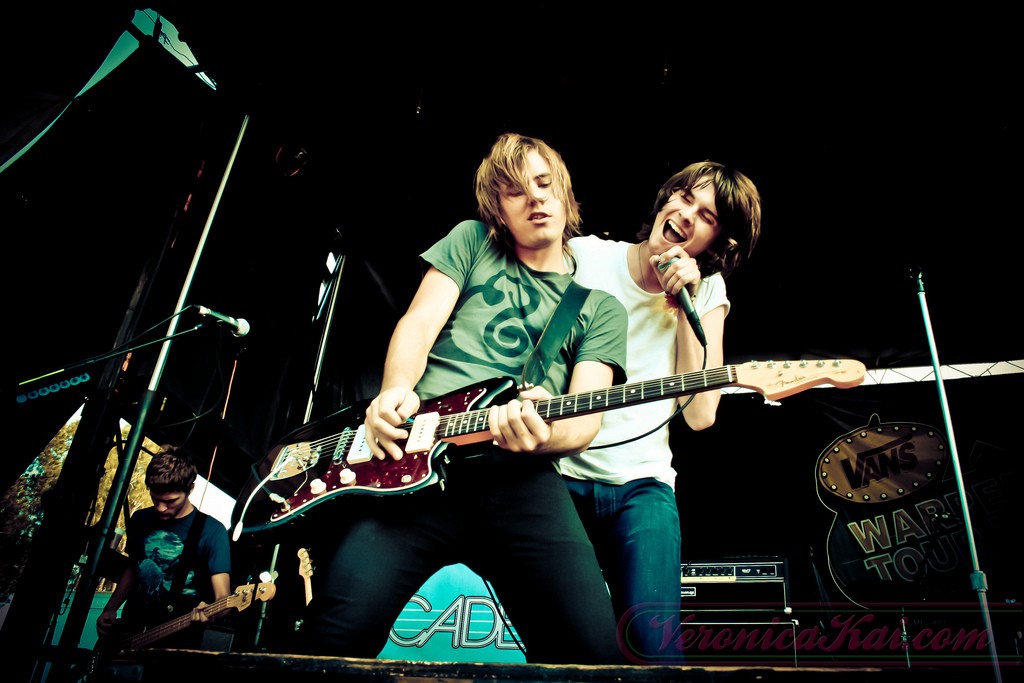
top-left (338, 468), bottom-right (356, 485)
top-left (310, 479), bottom-right (327, 495)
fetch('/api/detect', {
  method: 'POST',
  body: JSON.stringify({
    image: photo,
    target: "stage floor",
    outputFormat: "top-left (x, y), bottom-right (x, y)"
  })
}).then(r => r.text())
top-left (93, 649), bottom-right (1009, 683)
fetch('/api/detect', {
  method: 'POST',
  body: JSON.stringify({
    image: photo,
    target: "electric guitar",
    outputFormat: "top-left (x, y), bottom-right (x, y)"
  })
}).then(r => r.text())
top-left (110, 581), bottom-right (274, 651)
top-left (233, 359), bottom-right (866, 537)
top-left (91, 581), bottom-right (272, 671)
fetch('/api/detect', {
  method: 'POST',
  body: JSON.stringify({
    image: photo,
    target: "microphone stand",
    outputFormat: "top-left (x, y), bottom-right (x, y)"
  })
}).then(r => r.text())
top-left (16, 318), bottom-right (212, 396)
top-left (913, 268), bottom-right (1002, 683)
top-left (54, 113), bottom-right (252, 676)
top-left (247, 246), bottom-right (348, 649)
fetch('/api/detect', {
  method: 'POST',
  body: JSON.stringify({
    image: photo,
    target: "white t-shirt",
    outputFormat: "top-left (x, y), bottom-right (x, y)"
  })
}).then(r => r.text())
top-left (558, 234), bottom-right (729, 489)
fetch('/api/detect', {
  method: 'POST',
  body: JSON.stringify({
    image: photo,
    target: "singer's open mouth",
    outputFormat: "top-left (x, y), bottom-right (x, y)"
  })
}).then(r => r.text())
top-left (663, 219), bottom-right (686, 244)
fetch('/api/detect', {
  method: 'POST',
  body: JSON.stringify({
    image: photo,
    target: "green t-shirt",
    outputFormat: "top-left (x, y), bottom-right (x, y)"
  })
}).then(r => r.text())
top-left (417, 220), bottom-right (627, 404)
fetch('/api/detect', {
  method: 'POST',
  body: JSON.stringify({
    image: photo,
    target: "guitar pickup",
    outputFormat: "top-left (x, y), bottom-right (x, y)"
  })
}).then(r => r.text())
top-left (345, 425), bottom-right (373, 465)
top-left (406, 413), bottom-right (440, 454)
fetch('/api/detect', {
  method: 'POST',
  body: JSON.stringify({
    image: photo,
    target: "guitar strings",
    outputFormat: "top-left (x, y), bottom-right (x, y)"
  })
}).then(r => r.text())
top-left (275, 367), bottom-right (737, 458)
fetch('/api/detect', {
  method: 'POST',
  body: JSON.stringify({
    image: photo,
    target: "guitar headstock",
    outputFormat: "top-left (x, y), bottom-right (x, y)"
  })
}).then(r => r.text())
top-left (733, 359), bottom-right (866, 400)
top-left (226, 582), bottom-right (276, 613)
top-left (254, 581), bottom-right (276, 603)
top-left (298, 547), bottom-right (314, 579)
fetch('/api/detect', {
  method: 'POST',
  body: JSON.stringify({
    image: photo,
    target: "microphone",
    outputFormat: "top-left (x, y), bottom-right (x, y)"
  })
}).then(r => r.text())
top-left (196, 305), bottom-right (250, 337)
top-left (676, 284), bottom-right (707, 347)
top-left (660, 258), bottom-right (707, 347)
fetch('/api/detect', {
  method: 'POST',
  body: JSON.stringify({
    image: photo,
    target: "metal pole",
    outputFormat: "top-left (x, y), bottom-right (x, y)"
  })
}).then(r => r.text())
top-left (54, 114), bottom-right (251, 676)
top-left (913, 269), bottom-right (1003, 683)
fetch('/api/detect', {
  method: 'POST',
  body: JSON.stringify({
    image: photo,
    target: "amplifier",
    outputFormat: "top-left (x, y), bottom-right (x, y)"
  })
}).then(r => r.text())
top-left (680, 557), bottom-right (790, 613)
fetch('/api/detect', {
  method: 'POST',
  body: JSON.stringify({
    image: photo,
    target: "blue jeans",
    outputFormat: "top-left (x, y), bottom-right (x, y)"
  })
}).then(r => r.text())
top-left (564, 476), bottom-right (683, 664)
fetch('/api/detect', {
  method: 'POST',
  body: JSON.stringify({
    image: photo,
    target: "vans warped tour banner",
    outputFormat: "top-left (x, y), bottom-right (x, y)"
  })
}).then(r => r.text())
top-left (670, 371), bottom-right (1021, 667)
top-left (815, 410), bottom-right (1017, 608)
top-left (817, 415), bottom-right (962, 605)
top-left (801, 372), bottom-right (1022, 668)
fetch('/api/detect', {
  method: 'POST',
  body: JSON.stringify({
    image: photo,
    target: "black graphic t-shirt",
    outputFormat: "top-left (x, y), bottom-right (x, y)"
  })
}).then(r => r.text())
top-left (122, 506), bottom-right (231, 630)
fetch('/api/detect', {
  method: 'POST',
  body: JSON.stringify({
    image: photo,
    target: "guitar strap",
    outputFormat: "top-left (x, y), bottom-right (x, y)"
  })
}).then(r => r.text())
top-left (521, 280), bottom-right (590, 389)
top-left (166, 510), bottom-right (207, 615)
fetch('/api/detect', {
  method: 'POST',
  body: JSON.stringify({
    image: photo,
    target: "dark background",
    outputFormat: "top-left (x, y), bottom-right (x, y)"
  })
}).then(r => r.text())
top-left (3, 4), bottom-right (1021, 661)
top-left (7, 5), bottom-right (1019, 476)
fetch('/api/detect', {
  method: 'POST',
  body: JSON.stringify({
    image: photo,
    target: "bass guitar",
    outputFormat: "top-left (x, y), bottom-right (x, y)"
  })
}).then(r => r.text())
top-left (91, 581), bottom-right (274, 671)
top-left (100, 582), bottom-right (275, 654)
top-left (233, 359), bottom-right (866, 537)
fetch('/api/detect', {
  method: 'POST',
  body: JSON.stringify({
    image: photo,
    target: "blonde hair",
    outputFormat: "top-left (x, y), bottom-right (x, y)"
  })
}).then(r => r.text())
top-left (474, 133), bottom-right (582, 253)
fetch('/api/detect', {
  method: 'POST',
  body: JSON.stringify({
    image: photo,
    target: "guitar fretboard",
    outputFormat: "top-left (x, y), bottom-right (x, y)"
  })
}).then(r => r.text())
top-left (118, 586), bottom-right (257, 651)
top-left (437, 365), bottom-right (735, 438)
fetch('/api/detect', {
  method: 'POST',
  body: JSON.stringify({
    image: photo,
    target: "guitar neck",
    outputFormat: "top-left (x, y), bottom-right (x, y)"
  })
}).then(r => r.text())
top-left (110, 583), bottom-right (273, 653)
top-left (422, 359), bottom-right (866, 449)
top-left (298, 548), bottom-right (314, 606)
top-left (120, 595), bottom-right (231, 650)
top-left (439, 365), bottom-right (735, 441)
top-left (536, 365), bottom-right (736, 418)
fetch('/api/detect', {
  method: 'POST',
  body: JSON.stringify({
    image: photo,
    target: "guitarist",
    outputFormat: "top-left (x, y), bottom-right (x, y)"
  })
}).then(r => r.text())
top-left (95, 445), bottom-right (232, 653)
top-left (300, 133), bottom-right (629, 664)
top-left (562, 161), bottom-right (762, 664)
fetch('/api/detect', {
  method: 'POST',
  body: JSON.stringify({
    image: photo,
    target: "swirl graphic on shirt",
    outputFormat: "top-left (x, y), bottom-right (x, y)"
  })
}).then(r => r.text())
top-left (433, 271), bottom-right (546, 377)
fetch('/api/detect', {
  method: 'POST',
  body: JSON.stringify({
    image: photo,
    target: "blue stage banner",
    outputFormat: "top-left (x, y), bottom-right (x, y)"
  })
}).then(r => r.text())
top-left (378, 563), bottom-right (525, 662)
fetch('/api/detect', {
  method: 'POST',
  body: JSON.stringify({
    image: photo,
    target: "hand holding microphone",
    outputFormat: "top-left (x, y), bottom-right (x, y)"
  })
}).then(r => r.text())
top-left (656, 255), bottom-right (707, 347)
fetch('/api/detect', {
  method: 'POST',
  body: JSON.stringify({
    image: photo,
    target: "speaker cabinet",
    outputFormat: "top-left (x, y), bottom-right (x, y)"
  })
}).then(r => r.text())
top-left (679, 558), bottom-right (797, 666)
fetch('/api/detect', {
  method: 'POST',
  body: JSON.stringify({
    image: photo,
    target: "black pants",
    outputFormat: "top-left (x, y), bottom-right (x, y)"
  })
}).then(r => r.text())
top-left (302, 454), bottom-right (624, 664)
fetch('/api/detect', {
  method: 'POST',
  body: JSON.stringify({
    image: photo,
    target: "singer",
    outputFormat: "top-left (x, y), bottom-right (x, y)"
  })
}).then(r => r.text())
top-left (562, 160), bottom-right (762, 664)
